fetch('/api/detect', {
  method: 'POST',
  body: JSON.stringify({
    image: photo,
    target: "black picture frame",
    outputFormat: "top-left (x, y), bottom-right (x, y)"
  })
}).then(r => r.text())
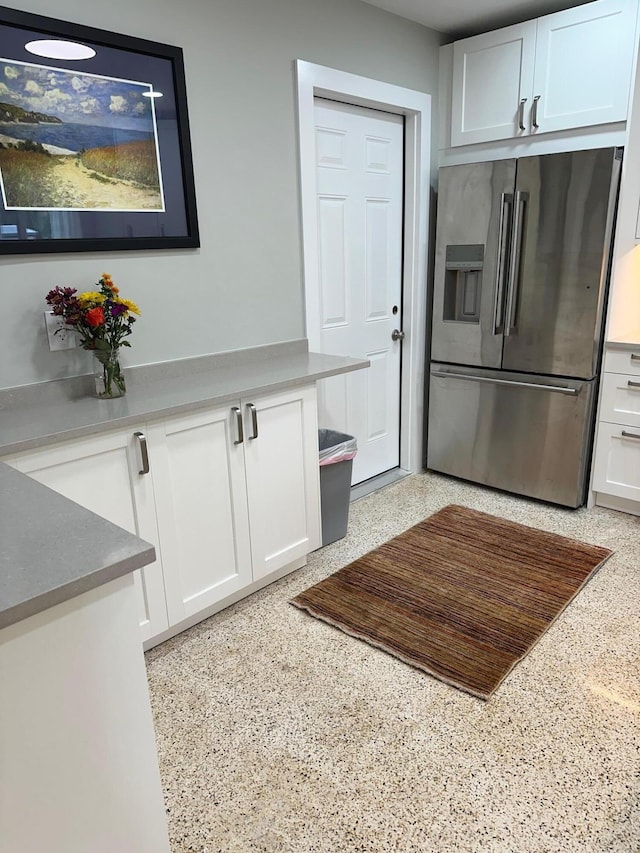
top-left (0, 5), bottom-right (199, 254)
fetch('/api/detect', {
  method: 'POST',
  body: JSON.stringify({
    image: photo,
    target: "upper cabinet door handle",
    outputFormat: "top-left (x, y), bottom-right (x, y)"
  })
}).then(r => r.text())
top-left (518, 98), bottom-right (527, 131)
top-left (247, 403), bottom-right (258, 440)
top-left (134, 431), bottom-right (150, 475)
top-left (532, 94), bottom-right (541, 129)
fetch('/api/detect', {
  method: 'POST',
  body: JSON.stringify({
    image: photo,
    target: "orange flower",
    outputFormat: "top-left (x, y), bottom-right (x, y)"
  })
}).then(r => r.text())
top-left (101, 273), bottom-right (119, 294)
top-left (85, 306), bottom-right (105, 328)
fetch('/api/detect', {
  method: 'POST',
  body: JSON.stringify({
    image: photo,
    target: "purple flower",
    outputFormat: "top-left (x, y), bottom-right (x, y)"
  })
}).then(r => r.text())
top-left (110, 303), bottom-right (127, 317)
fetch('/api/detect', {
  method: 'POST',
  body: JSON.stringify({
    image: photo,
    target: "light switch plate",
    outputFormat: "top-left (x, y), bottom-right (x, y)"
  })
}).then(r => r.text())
top-left (44, 311), bottom-right (77, 351)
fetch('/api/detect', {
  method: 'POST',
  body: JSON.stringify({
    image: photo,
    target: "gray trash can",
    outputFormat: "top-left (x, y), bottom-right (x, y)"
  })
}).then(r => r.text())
top-left (318, 429), bottom-right (357, 546)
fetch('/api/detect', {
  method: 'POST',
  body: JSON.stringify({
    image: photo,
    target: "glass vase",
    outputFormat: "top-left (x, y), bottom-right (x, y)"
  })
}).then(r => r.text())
top-left (93, 348), bottom-right (126, 399)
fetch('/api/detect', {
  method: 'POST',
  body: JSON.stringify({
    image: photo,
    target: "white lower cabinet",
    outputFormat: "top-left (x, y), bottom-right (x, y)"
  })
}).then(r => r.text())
top-left (11, 430), bottom-right (168, 642)
top-left (146, 404), bottom-right (252, 625)
top-left (243, 386), bottom-right (321, 580)
top-left (592, 421), bottom-right (640, 502)
top-left (8, 384), bottom-right (321, 644)
top-left (593, 349), bottom-right (640, 512)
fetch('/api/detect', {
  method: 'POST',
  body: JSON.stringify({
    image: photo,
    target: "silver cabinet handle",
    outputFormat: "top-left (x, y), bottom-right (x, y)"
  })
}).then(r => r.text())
top-left (391, 329), bottom-right (405, 341)
top-left (627, 380), bottom-right (640, 389)
top-left (431, 369), bottom-right (578, 395)
top-left (232, 407), bottom-right (244, 444)
top-left (505, 190), bottom-right (527, 336)
top-left (532, 94), bottom-right (541, 129)
top-left (518, 98), bottom-right (527, 131)
top-left (493, 192), bottom-right (512, 335)
top-left (622, 430), bottom-right (640, 440)
top-left (247, 403), bottom-right (258, 440)
top-left (134, 431), bottom-right (150, 475)
top-left (631, 353), bottom-right (640, 361)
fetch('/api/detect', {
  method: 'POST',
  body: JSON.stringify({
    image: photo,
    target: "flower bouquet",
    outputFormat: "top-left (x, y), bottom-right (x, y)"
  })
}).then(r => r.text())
top-left (46, 273), bottom-right (140, 398)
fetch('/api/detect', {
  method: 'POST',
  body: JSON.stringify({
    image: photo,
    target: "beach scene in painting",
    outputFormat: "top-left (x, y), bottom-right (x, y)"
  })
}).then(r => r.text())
top-left (0, 59), bottom-right (164, 211)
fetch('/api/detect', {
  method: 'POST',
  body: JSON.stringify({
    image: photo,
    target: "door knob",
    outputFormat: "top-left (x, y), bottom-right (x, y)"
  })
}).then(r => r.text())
top-left (391, 329), bottom-right (405, 341)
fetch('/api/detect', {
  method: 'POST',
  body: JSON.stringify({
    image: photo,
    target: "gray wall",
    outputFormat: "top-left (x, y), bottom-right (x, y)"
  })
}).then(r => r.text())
top-left (0, 0), bottom-right (441, 389)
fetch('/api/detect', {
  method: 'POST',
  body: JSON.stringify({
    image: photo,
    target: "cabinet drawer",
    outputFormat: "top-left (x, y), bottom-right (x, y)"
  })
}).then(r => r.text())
top-left (599, 372), bottom-right (640, 427)
top-left (603, 348), bottom-right (640, 375)
top-left (592, 421), bottom-right (640, 501)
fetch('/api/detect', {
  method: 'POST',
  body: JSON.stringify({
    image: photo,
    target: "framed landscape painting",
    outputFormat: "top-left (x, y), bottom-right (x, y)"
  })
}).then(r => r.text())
top-left (0, 5), bottom-right (199, 253)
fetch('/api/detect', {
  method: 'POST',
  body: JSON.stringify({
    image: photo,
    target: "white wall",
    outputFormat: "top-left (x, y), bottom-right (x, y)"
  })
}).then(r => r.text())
top-left (0, 0), bottom-right (441, 389)
top-left (604, 24), bottom-right (640, 343)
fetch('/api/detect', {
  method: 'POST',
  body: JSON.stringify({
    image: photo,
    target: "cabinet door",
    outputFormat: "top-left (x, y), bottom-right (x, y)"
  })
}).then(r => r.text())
top-left (243, 386), bottom-right (321, 580)
top-left (451, 21), bottom-right (536, 146)
top-left (532, 0), bottom-right (636, 134)
top-left (592, 421), bottom-right (640, 501)
top-left (148, 406), bottom-right (252, 625)
top-left (11, 431), bottom-right (168, 642)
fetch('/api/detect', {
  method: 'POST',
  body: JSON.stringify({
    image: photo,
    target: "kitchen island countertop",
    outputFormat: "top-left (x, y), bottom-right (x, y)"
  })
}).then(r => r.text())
top-left (0, 461), bottom-right (155, 629)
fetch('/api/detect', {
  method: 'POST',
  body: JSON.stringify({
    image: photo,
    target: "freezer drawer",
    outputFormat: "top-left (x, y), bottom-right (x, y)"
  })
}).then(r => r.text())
top-left (427, 365), bottom-right (596, 507)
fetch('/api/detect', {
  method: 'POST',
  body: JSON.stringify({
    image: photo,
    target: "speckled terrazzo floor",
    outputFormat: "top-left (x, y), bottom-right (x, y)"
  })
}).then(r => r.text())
top-left (145, 472), bottom-right (640, 853)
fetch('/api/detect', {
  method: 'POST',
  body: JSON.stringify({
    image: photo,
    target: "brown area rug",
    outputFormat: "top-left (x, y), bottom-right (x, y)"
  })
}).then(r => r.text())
top-left (291, 504), bottom-right (612, 699)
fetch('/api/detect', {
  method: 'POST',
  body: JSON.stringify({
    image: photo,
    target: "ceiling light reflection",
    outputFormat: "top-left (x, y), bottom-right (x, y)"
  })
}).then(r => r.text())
top-left (25, 40), bottom-right (96, 60)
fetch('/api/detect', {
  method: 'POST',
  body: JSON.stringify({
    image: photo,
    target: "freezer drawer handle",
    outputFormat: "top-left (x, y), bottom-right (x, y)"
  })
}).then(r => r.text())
top-left (504, 191), bottom-right (527, 336)
top-left (621, 431), bottom-right (640, 441)
top-left (518, 98), bottom-right (527, 131)
top-left (630, 353), bottom-right (640, 361)
top-left (492, 193), bottom-right (511, 335)
top-left (627, 380), bottom-right (640, 389)
top-left (431, 369), bottom-right (578, 395)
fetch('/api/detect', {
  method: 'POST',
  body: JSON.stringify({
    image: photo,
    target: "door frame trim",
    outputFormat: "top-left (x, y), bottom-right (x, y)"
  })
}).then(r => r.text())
top-left (295, 60), bottom-right (431, 476)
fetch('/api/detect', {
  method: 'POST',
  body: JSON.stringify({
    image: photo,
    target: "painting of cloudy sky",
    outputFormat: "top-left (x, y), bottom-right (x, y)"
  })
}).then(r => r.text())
top-left (0, 59), bottom-right (164, 211)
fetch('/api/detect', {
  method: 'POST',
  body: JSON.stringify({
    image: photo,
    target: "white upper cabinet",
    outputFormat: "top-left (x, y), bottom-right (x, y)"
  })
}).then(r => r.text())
top-left (533, 0), bottom-right (637, 133)
top-left (452, 21), bottom-right (536, 146)
top-left (451, 0), bottom-right (638, 147)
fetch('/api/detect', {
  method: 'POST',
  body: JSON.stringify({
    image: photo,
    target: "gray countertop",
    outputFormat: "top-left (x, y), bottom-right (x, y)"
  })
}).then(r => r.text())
top-left (0, 462), bottom-right (156, 630)
top-left (0, 340), bottom-right (369, 456)
top-left (605, 338), bottom-right (640, 351)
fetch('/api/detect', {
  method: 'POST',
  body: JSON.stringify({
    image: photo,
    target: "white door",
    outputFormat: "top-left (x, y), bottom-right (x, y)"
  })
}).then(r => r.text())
top-left (313, 98), bottom-right (404, 485)
top-left (532, 0), bottom-right (637, 134)
top-left (451, 21), bottom-right (536, 146)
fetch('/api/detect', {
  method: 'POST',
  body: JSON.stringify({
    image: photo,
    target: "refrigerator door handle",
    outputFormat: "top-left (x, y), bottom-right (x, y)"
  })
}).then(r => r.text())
top-left (504, 190), bottom-right (528, 336)
top-left (492, 192), bottom-right (512, 335)
top-left (431, 369), bottom-right (579, 395)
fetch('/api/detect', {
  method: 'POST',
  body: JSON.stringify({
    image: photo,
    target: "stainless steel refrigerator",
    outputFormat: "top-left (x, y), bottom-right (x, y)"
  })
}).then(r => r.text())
top-left (427, 147), bottom-right (622, 508)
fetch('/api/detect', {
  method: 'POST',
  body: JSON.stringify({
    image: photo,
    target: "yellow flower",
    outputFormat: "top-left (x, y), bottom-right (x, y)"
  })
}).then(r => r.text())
top-left (116, 297), bottom-right (141, 316)
top-left (78, 291), bottom-right (106, 304)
